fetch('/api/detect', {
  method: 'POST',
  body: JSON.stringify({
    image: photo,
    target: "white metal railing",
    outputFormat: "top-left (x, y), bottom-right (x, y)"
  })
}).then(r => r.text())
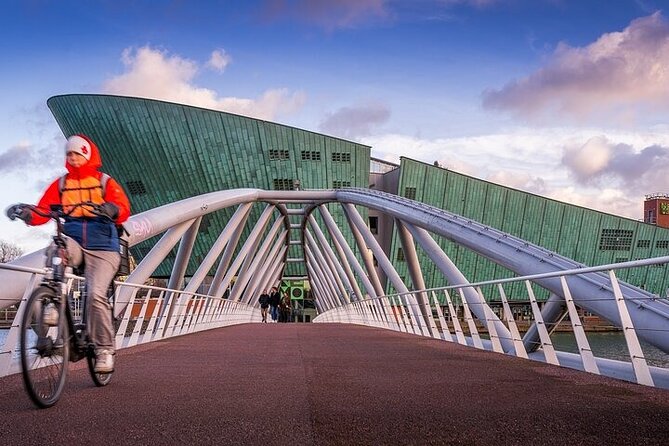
top-left (0, 263), bottom-right (260, 378)
top-left (314, 256), bottom-right (669, 389)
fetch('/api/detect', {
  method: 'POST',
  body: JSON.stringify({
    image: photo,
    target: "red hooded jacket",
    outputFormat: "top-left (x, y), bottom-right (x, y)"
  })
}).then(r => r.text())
top-left (29, 134), bottom-right (131, 251)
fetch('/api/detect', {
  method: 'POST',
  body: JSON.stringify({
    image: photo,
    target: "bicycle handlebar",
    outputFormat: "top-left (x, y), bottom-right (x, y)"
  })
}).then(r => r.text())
top-left (9, 202), bottom-right (112, 222)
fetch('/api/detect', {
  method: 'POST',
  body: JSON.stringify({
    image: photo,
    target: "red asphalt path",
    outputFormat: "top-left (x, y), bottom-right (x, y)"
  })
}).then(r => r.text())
top-left (1, 323), bottom-right (669, 445)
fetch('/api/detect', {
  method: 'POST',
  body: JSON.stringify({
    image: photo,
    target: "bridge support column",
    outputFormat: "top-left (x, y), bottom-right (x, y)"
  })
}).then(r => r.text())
top-left (308, 216), bottom-right (362, 302)
top-left (396, 219), bottom-right (440, 339)
top-left (402, 222), bottom-right (514, 352)
top-left (209, 203), bottom-right (253, 297)
top-left (342, 203), bottom-right (429, 337)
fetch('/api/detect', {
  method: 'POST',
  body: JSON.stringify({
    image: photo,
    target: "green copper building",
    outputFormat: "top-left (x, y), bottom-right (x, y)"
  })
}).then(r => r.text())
top-left (47, 94), bottom-right (669, 302)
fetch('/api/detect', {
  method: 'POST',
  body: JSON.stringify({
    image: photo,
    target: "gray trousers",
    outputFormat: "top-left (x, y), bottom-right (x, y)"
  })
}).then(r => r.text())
top-left (63, 237), bottom-right (120, 352)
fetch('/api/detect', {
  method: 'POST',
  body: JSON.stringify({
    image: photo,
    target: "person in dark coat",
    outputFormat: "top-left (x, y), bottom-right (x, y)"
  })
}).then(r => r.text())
top-left (269, 287), bottom-right (281, 322)
top-left (258, 290), bottom-right (270, 323)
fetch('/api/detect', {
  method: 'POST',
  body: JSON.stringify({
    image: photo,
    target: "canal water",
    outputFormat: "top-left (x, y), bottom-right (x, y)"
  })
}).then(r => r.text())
top-left (1, 329), bottom-right (668, 368)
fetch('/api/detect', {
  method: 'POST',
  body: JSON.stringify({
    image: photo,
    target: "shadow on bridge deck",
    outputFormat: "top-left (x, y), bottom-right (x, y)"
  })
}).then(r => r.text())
top-left (1, 324), bottom-right (669, 445)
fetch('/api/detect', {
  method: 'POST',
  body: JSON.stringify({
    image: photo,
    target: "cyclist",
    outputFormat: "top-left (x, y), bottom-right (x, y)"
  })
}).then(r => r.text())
top-left (6, 134), bottom-right (130, 373)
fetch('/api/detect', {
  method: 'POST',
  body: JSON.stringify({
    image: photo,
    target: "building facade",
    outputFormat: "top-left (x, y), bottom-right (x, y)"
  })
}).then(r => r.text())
top-left (47, 94), bottom-right (669, 303)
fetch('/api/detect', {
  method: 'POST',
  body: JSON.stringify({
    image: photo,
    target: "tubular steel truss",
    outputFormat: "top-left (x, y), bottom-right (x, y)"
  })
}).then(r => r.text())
top-left (1, 188), bottom-right (669, 386)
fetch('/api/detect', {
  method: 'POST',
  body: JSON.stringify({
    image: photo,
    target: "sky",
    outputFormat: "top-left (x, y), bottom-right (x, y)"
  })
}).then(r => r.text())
top-left (1, 0), bottom-right (669, 253)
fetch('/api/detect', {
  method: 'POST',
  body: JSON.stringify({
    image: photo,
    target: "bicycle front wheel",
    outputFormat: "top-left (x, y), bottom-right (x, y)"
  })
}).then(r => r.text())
top-left (19, 285), bottom-right (69, 408)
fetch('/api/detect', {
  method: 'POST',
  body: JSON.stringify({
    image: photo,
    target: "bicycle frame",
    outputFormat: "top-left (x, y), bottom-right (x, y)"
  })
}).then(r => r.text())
top-left (13, 202), bottom-right (115, 407)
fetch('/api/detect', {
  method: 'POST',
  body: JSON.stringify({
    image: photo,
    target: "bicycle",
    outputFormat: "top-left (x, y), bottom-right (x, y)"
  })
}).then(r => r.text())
top-left (8, 202), bottom-right (117, 408)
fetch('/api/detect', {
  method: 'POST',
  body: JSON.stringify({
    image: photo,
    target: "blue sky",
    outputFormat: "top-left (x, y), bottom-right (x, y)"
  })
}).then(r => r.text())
top-left (2, 0), bottom-right (669, 252)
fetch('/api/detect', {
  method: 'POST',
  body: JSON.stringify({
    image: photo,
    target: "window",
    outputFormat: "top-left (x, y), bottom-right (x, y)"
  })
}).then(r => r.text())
top-left (332, 152), bottom-right (351, 162)
top-left (368, 216), bottom-right (379, 234)
top-left (268, 149), bottom-right (290, 160)
top-left (657, 240), bottom-right (669, 249)
top-left (301, 151), bottom-right (321, 161)
top-left (332, 180), bottom-right (351, 189)
top-left (396, 247), bottom-right (405, 261)
top-left (404, 187), bottom-right (416, 200)
top-left (273, 178), bottom-right (295, 190)
top-left (598, 229), bottom-right (633, 251)
top-left (614, 257), bottom-right (628, 263)
top-left (637, 239), bottom-right (651, 248)
top-left (126, 180), bottom-right (147, 196)
top-left (647, 209), bottom-right (656, 224)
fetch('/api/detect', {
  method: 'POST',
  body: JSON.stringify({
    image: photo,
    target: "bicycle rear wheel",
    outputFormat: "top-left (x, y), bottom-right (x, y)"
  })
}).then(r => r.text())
top-left (19, 285), bottom-right (69, 408)
top-left (87, 352), bottom-right (113, 386)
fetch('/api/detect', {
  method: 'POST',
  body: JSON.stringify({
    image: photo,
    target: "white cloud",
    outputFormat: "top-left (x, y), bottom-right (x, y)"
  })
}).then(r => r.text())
top-left (561, 136), bottom-right (612, 181)
top-left (319, 102), bottom-right (391, 139)
top-left (103, 46), bottom-right (306, 121)
top-left (548, 187), bottom-right (640, 221)
top-left (483, 12), bottom-right (669, 124)
top-left (365, 127), bottom-right (669, 219)
top-left (207, 49), bottom-right (231, 72)
top-left (487, 170), bottom-right (547, 195)
top-left (0, 143), bottom-right (32, 173)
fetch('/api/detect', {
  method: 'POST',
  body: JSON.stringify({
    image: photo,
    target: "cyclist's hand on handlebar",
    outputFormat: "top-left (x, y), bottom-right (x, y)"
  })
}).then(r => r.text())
top-left (78, 201), bottom-right (118, 220)
top-left (5, 204), bottom-right (31, 223)
top-left (82, 202), bottom-right (118, 221)
top-left (99, 202), bottom-right (119, 220)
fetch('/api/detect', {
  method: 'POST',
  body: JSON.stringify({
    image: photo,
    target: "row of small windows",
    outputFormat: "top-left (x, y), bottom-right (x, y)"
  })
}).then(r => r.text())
top-left (301, 151), bottom-right (321, 161)
top-left (273, 178), bottom-right (295, 190)
top-left (268, 149), bottom-right (290, 160)
top-left (598, 229), bottom-right (633, 251)
top-left (405, 187), bottom-right (417, 200)
top-left (126, 180), bottom-right (147, 196)
top-left (634, 239), bottom-right (669, 248)
top-left (331, 152), bottom-right (351, 162)
top-left (273, 179), bottom-right (351, 190)
top-left (268, 149), bottom-right (352, 162)
top-left (332, 181), bottom-right (351, 189)
top-left (599, 231), bottom-right (669, 251)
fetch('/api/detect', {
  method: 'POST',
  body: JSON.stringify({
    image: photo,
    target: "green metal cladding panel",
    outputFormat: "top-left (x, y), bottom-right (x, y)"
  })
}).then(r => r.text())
top-left (391, 157), bottom-right (669, 300)
top-left (47, 94), bottom-right (370, 278)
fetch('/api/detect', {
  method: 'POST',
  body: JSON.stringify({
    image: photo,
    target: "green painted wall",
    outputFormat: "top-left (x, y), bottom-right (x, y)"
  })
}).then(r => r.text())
top-left (47, 94), bottom-right (370, 278)
top-left (390, 157), bottom-right (669, 301)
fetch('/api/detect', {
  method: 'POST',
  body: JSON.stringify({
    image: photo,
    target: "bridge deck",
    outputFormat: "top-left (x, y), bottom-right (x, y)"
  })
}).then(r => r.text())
top-left (1, 324), bottom-right (669, 445)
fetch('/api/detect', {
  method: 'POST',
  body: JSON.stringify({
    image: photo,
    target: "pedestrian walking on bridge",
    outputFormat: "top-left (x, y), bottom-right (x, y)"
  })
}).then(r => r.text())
top-left (258, 290), bottom-right (270, 323)
top-left (269, 287), bottom-right (280, 322)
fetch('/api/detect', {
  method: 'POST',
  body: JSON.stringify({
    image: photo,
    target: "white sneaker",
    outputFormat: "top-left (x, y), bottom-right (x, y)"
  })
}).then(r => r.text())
top-left (42, 303), bottom-right (59, 326)
top-left (95, 350), bottom-right (115, 373)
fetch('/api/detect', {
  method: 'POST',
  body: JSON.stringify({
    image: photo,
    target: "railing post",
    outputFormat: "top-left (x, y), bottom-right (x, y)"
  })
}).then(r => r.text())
top-left (608, 270), bottom-right (654, 386)
top-left (444, 290), bottom-right (466, 345)
top-left (127, 289), bottom-right (152, 347)
top-left (478, 287), bottom-right (503, 353)
top-left (459, 288), bottom-right (483, 349)
top-left (525, 281), bottom-right (559, 365)
top-left (560, 276), bottom-right (599, 374)
top-left (0, 274), bottom-right (39, 377)
top-left (431, 291), bottom-right (453, 342)
top-left (497, 284), bottom-right (528, 359)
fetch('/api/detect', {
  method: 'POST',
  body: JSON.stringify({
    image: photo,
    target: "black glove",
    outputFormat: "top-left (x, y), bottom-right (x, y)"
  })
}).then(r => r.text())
top-left (5, 204), bottom-right (31, 223)
top-left (99, 202), bottom-right (119, 220)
